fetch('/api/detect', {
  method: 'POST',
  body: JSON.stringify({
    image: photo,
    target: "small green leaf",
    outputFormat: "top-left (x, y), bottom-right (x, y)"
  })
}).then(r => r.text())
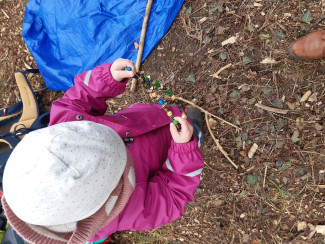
top-left (279, 162), bottom-right (292, 171)
top-left (247, 174), bottom-right (259, 185)
top-left (241, 132), bottom-right (248, 141)
top-left (219, 52), bottom-right (228, 61)
top-left (276, 118), bottom-right (286, 130)
top-left (294, 167), bottom-right (305, 177)
top-left (272, 98), bottom-right (284, 109)
top-left (262, 87), bottom-right (272, 94)
top-left (272, 30), bottom-right (286, 41)
top-left (230, 89), bottom-right (240, 102)
top-left (247, 97), bottom-right (256, 105)
top-left (247, 24), bottom-right (255, 33)
top-left (291, 130), bottom-right (300, 143)
top-left (259, 33), bottom-right (270, 40)
top-left (242, 56), bottom-right (252, 65)
top-left (301, 11), bottom-right (313, 23)
top-left (185, 74), bottom-right (196, 83)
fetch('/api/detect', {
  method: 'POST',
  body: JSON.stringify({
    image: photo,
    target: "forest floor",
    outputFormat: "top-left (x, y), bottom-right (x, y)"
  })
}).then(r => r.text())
top-left (0, 0), bottom-right (325, 243)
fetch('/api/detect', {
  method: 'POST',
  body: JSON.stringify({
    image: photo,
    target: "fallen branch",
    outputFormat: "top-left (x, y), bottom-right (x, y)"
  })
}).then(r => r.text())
top-left (177, 97), bottom-right (241, 131)
top-left (255, 102), bottom-right (289, 114)
top-left (205, 113), bottom-right (238, 169)
top-left (130, 0), bottom-right (153, 92)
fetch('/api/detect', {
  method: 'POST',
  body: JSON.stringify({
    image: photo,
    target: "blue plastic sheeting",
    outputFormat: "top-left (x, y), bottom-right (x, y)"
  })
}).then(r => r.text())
top-left (23, 0), bottom-right (184, 91)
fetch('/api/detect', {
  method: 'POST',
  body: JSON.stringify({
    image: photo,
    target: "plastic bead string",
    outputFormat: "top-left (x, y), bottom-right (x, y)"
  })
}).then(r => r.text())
top-left (126, 67), bottom-right (187, 131)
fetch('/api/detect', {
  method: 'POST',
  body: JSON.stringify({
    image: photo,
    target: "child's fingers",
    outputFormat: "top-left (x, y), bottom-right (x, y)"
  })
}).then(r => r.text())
top-left (111, 58), bottom-right (136, 81)
top-left (170, 117), bottom-right (193, 143)
top-left (115, 58), bottom-right (135, 71)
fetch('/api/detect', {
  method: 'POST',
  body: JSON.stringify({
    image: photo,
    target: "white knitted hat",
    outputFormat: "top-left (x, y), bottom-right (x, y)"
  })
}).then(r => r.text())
top-left (3, 121), bottom-right (127, 226)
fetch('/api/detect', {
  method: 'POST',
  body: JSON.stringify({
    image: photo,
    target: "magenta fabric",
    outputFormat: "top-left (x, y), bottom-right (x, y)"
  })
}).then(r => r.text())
top-left (49, 63), bottom-right (204, 242)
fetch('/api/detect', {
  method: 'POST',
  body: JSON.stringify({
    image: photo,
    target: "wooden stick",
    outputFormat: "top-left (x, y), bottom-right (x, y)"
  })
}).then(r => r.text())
top-left (255, 102), bottom-right (289, 114)
top-left (130, 0), bottom-right (153, 92)
top-left (205, 113), bottom-right (239, 169)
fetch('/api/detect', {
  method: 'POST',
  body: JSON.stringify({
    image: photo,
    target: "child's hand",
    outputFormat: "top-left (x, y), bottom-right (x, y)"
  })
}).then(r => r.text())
top-left (110, 58), bottom-right (136, 82)
top-left (170, 117), bottom-right (193, 144)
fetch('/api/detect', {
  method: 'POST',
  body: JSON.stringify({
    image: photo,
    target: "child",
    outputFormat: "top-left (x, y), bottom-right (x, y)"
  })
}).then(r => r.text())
top-left (1, 58), bottom-right (204, 244)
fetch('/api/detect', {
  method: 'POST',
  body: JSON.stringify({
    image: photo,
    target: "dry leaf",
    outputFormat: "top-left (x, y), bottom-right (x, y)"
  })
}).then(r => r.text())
top-left (248, 143), bottom-right (258, 158)
top-left (238, 84), bottom-right (251, 92)
top-left (134, 42), bottom-right (139, 50)
top-left (24, 62), bottom-right (32, 69)
top-left (199, 17), bottom-right (208, 24)
top-left (286, 102), bottom-right (295, 110)
top-left (315, 225), bottom-right (325, 235)
top-left (300, 90), bottom-right (312, 102)
top-left (260, 57), bottom-right (277, 64)
top-left (221, 34), bottom-right (238, 46)
top-left (253, 2), bottom-right (263, 7)
top-left (297, 221), bottom-right (307, 231)
top-left (308, 92), bottom-right (318, 102)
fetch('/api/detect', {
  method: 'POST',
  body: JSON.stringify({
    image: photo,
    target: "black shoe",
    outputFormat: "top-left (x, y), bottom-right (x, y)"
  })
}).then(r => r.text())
top-left (187, 107), bottom-right (203, 129)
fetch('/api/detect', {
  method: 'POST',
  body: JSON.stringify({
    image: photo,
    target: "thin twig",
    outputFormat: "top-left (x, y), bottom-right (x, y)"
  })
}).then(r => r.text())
top-left (263, 164), bottom-right (268, 188)
top-left (177, 97), bottom-right (241, 131)
top-left (255, 102), bottom-right (289, 114)
top-left (210, 63), bottom-right (232, 79)
top-left (205, 113), bottom-right (239, 169)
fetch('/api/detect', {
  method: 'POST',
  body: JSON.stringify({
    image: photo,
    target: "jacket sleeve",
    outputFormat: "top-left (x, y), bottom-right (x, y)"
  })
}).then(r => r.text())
top-left (118, 138), bottom-right (204, 230)
top-left (49, 63), bottom-right (127, 125)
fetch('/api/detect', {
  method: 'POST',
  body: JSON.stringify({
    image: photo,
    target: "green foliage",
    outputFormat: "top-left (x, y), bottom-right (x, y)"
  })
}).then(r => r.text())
top-left (301, 11), bottom-right (313, 23)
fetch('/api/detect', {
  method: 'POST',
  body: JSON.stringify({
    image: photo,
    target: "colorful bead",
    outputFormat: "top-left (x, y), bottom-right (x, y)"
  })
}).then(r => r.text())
top-left (181, 111), bottom-right (187, 119)
top-left (144, 76), bottom-right (149, 82)
top-left (163, 107), bottom-right (169, 113)
top-left (158, 99), bottom-right (164, 105)
top-left (167, 111), bottom-right (173, 117)
top-left (124, 67), bottom-right (132, 71)
top-left (170, 95), bottom-right (176, 101)
top-left (172, 120), bottom-right (179, 125)
top-left (152, 80), bottom-right (156, 85)
top-left (150, 92), bottom-right (158, 98)
top-left (165, 88), bottom-right (173, 97)
top-left (154, 82), bottom-right (161, 88)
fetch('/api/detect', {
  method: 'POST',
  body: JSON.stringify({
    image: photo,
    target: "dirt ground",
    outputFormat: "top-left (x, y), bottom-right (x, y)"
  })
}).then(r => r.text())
top-left (1, 0), bottom-right (325, 243)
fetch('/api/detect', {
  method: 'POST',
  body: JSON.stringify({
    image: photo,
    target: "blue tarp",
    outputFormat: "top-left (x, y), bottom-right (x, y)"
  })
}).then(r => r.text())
top-left (23, 0), bottom-right (184, 91)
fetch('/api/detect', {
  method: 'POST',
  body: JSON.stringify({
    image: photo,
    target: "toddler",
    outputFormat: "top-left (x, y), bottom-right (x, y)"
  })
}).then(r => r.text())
top-left (1, 58), bottom-right (204, 244)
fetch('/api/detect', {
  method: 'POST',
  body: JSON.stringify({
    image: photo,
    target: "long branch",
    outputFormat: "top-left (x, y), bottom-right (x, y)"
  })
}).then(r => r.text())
top-left (177, 97), bottom-right (241, 131)
top-left (205, 113), bottom-right (239, 169)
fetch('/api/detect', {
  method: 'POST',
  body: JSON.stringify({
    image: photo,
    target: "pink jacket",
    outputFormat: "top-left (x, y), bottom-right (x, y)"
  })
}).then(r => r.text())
top-left (49, 63), bottom-right (204, 242)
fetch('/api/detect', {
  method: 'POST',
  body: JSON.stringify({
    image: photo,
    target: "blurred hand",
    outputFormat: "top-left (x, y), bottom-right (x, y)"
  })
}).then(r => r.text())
top-left (170, 116), bottom-right (193, 144)
top-left (110, 58), bottom-right (136, 82)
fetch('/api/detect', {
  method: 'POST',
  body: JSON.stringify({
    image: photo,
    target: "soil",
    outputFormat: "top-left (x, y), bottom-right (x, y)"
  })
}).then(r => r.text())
top-left (1, 0), bottom-right (325, 243)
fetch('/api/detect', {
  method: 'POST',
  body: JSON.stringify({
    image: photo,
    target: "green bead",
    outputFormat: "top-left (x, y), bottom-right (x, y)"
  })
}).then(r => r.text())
top-left (154, 82), bottom-right (161, 88)
top-left (144, 76), bottom-right (149, 82)
top-left (172, 120), bottom-right (179, 125)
